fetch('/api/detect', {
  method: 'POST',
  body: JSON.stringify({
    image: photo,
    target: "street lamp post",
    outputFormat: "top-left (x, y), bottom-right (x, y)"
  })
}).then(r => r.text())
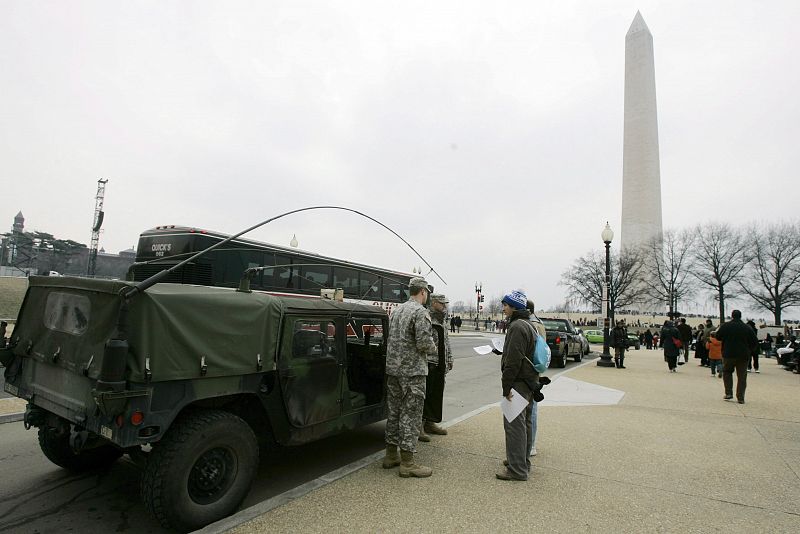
top-left (475, 282), bottom-right (482, 329)
top-left (598, 222), bottom-right (616, 367)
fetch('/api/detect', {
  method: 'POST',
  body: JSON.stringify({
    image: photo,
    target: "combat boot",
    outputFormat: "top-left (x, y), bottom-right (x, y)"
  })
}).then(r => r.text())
top-left (382, 444), bottom-right (401, 469)
top-left (619, 357), bottom-right (626, 369)
top-left (417, 424), bottom-right (431, 442)
top-left (423, 421), bottom-right (448, 435)
top-left (399, 450), bottom-right (432, 478)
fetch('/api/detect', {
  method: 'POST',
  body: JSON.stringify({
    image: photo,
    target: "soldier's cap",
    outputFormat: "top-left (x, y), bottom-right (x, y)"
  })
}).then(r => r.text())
top-left (408, 277), bottom-right (430, 292)
top-left (431, 293), bottom-right (448, 304)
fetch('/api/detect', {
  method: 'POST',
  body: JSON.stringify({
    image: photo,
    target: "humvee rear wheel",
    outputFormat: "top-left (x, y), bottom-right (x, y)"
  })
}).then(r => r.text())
top-left (37, 426), bottom-right (122, 472)
top-left (141, 410), bottom-right (258, 531)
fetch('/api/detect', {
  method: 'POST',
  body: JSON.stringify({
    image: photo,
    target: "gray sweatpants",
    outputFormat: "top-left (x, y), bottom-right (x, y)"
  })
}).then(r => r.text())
top-left (503, 392), bottom-right (533, 480)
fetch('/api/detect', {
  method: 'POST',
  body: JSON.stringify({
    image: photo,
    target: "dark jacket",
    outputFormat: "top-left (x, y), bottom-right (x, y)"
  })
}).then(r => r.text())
top-left (609, 325), bottom-right (628, 349)
top-left (661, 322), bottom-right (681, 357)
top-left (715, 318), bottom-right (758, 360)
top-left (676, 322), bottom-right (693, 342)
top-left (501, 309), bottom-right (538, 398)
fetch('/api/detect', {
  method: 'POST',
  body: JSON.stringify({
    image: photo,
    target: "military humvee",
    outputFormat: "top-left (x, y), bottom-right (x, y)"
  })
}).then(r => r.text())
top-left (0, 276), bottom-right (388, 531)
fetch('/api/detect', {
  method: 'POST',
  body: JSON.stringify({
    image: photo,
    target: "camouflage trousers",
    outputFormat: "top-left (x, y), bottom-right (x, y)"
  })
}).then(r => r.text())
top-left (385, 375), bottom-right (426, 453)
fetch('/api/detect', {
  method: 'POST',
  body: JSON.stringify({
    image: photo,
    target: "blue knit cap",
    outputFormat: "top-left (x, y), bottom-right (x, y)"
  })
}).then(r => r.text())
top-left (502, 290), bottom-right (527, 310)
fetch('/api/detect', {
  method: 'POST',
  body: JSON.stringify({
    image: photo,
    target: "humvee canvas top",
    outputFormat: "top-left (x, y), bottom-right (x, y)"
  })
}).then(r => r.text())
top-left (12, 276), bottom-right (382, 383)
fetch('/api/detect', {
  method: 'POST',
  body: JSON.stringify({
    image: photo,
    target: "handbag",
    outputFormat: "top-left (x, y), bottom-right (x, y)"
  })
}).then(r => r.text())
top-left (672, 337), bottom-right (683, 349)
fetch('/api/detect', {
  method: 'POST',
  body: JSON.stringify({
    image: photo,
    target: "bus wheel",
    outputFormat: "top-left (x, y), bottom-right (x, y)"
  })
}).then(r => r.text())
top-left (141, 409), bottom-right (258, 531)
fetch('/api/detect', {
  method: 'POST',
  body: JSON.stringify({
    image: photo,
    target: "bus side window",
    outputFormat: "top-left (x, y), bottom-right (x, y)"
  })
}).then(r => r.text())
top-left (382, 277), bottom-right (403, 303)
top-left (334, 267), bottom-right (359, 298)
top-left (359, 273), bottom-right (381, 300)
top-left (300, 262), bottom-right (332, 291)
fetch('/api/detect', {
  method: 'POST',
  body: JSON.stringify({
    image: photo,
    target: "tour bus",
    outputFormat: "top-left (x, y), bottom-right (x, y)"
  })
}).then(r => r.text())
top-left (126, 225), bottom-right (415, 314)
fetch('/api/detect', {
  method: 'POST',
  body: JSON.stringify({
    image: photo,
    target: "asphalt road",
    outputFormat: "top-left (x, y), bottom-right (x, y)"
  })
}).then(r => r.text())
top-left (0, 335), bottom-right (595, 533)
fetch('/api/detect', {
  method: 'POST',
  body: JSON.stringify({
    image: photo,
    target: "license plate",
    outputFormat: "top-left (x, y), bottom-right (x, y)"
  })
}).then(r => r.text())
top-left (3, 383), bottom-right (18, 396)
top-left (100, 426), bottom-right (113, 440)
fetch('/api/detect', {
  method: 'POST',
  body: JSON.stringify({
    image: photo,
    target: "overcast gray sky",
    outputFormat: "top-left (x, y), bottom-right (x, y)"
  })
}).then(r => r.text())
top-left (1, 1), bottom-right (798, 318)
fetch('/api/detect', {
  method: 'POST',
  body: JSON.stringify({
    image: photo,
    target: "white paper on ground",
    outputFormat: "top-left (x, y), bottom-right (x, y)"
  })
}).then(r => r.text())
top-left (500, 388), bottom-right (529, 422)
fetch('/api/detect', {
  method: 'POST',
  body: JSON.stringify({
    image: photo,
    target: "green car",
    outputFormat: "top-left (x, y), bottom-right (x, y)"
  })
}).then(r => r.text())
top-left (584, 329), bottom-right (604, 343)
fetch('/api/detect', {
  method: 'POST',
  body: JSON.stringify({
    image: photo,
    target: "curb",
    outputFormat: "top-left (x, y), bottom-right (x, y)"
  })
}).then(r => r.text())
top-left (0, 412), bottom-right (23, 424)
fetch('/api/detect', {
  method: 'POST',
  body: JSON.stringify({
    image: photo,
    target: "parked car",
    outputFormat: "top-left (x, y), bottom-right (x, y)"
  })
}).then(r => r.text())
top-left (576, 329), bottom-right (591, 355)
top-left (584, 329), bottom-right (604, 344)
top-left (626, 332), bottom-right (641, 350)
top-left (541, 318), bottom-right (584, 367)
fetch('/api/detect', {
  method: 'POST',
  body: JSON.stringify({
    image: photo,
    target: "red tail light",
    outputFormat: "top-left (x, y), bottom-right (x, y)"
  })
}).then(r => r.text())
top-left (555, 336), bottom-right (561, 344)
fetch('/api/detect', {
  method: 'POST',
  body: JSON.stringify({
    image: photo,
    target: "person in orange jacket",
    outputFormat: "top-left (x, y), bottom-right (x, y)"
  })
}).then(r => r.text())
top-left (706, 330), bottom-right (723, 378)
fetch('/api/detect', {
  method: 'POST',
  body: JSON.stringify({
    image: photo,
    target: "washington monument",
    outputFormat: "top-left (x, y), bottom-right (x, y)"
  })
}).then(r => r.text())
top-left (621, 11), bottom-right (663, 249)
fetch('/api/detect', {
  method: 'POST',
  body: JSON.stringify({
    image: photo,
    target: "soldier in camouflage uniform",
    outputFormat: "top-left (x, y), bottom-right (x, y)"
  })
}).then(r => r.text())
top-left (382, 277), bottom-right (438, 477)
top-left (421, 293), bottom-right (452, 438)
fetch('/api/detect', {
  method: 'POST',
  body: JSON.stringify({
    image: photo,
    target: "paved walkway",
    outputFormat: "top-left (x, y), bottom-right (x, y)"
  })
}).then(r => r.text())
top-left (214, 350), bottom-right (800, 533)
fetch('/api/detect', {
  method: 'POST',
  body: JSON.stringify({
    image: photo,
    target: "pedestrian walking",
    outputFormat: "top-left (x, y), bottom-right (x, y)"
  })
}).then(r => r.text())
top-left (715, 310), bottom-right (758, 404)
top-left (421, 293), bottom-right (452, 439)
top-left (677, 318), bottom-right (692, 365)
top-left (455, 316), bottom-right (462, 333)
top-left (496, 290), bottom-right (537, 481)
top-left (449, 316), bottom-right (456, 333)
top-left (661, 320), bottom-right (681, 372)
top-left (706, 330), bottom-right (723, 378)
top-left (382, 277), bottom-right (438, 477)
top-left (695, 323), bottom-right (708, 366)
top-left (644, 329), bottom-right (653, 350)
top-left (746, 320), bottom-right (760, 373)
top-left (609, 319), bottom-right (628, 369)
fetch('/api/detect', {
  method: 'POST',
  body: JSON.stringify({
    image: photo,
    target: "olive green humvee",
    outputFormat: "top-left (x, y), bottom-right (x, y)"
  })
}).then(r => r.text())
top-left (1, 276), bottom-right (388, 531)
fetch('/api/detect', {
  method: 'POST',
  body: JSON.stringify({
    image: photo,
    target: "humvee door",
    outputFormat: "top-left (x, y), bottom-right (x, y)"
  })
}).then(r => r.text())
top-left (279, 317), bottom-right (343, 427)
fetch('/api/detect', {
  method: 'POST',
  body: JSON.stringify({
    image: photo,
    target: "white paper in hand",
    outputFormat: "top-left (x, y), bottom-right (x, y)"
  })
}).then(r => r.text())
top-left (500, 388), bottom-right (529, 422)
top-left (473, 345), bottom-right (493, 355)
top-left (489, 337), bottom-right (504, 353)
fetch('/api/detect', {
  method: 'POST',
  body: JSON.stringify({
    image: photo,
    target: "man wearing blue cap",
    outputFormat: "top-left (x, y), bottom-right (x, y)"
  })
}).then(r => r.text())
top-left (496, 289), bottom-right (538, 481)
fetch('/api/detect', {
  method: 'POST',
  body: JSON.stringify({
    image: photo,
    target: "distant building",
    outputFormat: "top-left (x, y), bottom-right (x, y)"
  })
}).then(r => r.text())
top-left (0, 211), bottom-right (135, 278)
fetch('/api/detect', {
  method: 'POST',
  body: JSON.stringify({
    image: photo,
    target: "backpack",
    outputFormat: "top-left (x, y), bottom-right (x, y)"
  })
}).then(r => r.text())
top-left (525, 321), bottom-right (551, 373)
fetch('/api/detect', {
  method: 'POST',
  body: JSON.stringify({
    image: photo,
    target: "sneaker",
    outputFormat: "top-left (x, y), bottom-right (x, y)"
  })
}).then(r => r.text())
top-left (737, 399), bottom-right (745, 404)
top-left (755, 370), bottom-right (760, 373)
top-left (724, 395), bottom-right (733, 401)
top-left (530, 448), bottom-right (538, 457)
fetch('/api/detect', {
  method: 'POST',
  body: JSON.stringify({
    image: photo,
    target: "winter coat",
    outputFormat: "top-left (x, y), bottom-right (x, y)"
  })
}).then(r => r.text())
top-left (501, 309), bottom-right (538, 398)
top-left (660, 322), bottom-right (681, 357)
top-left (706, 337), bottom-right (722, 360)
top-left (609, 326), bottom-right (628, 349)
top-left (715, 318), bottom-right (758, 360)
top-left (677, 322), bottom-right (693, 342)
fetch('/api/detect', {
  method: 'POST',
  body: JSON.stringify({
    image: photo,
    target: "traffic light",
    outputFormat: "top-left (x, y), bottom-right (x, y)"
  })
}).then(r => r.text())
top-left (480, 295), bottom-right (485, 302)
top-left (479, 305), bottom-right (483, 311)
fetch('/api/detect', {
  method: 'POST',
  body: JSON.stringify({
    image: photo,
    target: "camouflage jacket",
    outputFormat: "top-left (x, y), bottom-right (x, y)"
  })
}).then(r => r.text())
top-left (385, 299), bottom-right (437, 377)
top-left (430, 311), bottom-right (453, 374)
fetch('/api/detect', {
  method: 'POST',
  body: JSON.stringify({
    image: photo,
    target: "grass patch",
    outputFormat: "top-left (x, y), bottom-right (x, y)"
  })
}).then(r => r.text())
top-left (0, 277), bottom-right (28, 321)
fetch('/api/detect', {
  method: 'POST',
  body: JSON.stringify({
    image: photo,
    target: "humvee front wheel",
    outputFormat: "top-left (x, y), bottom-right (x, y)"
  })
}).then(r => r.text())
top-left (37, 426), bottom-right (122, 472)
top-left (141, 410), bottom-right (259, 531)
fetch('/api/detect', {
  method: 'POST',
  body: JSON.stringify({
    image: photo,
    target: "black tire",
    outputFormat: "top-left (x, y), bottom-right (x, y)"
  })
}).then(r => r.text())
top-left (559, 350), bottom-right (568, 368)
top-left (574, 350), bottom-right (583, 363)
top-left (37, 426), bottom-right (122, 472)
top-left (141, 409), bottom-right (259, 532)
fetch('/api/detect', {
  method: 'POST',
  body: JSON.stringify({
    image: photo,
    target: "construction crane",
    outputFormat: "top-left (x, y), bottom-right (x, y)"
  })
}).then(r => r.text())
top-left (87, 178), bottom-right (108, 276)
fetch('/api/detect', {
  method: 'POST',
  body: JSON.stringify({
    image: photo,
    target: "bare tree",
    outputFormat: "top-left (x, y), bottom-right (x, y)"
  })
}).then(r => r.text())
top-left (487, 296), bottom-right (502, 317)
top-left (739, 221), bottom-right (800, 325)
top-left (450, 300), bottom-right (467, 314)
top-left (560, 247), bottom-right (646, 315)
top-left (691, 222), bottom-right (748, 322)
top-left (640, 229), bottom-right (696, 316)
